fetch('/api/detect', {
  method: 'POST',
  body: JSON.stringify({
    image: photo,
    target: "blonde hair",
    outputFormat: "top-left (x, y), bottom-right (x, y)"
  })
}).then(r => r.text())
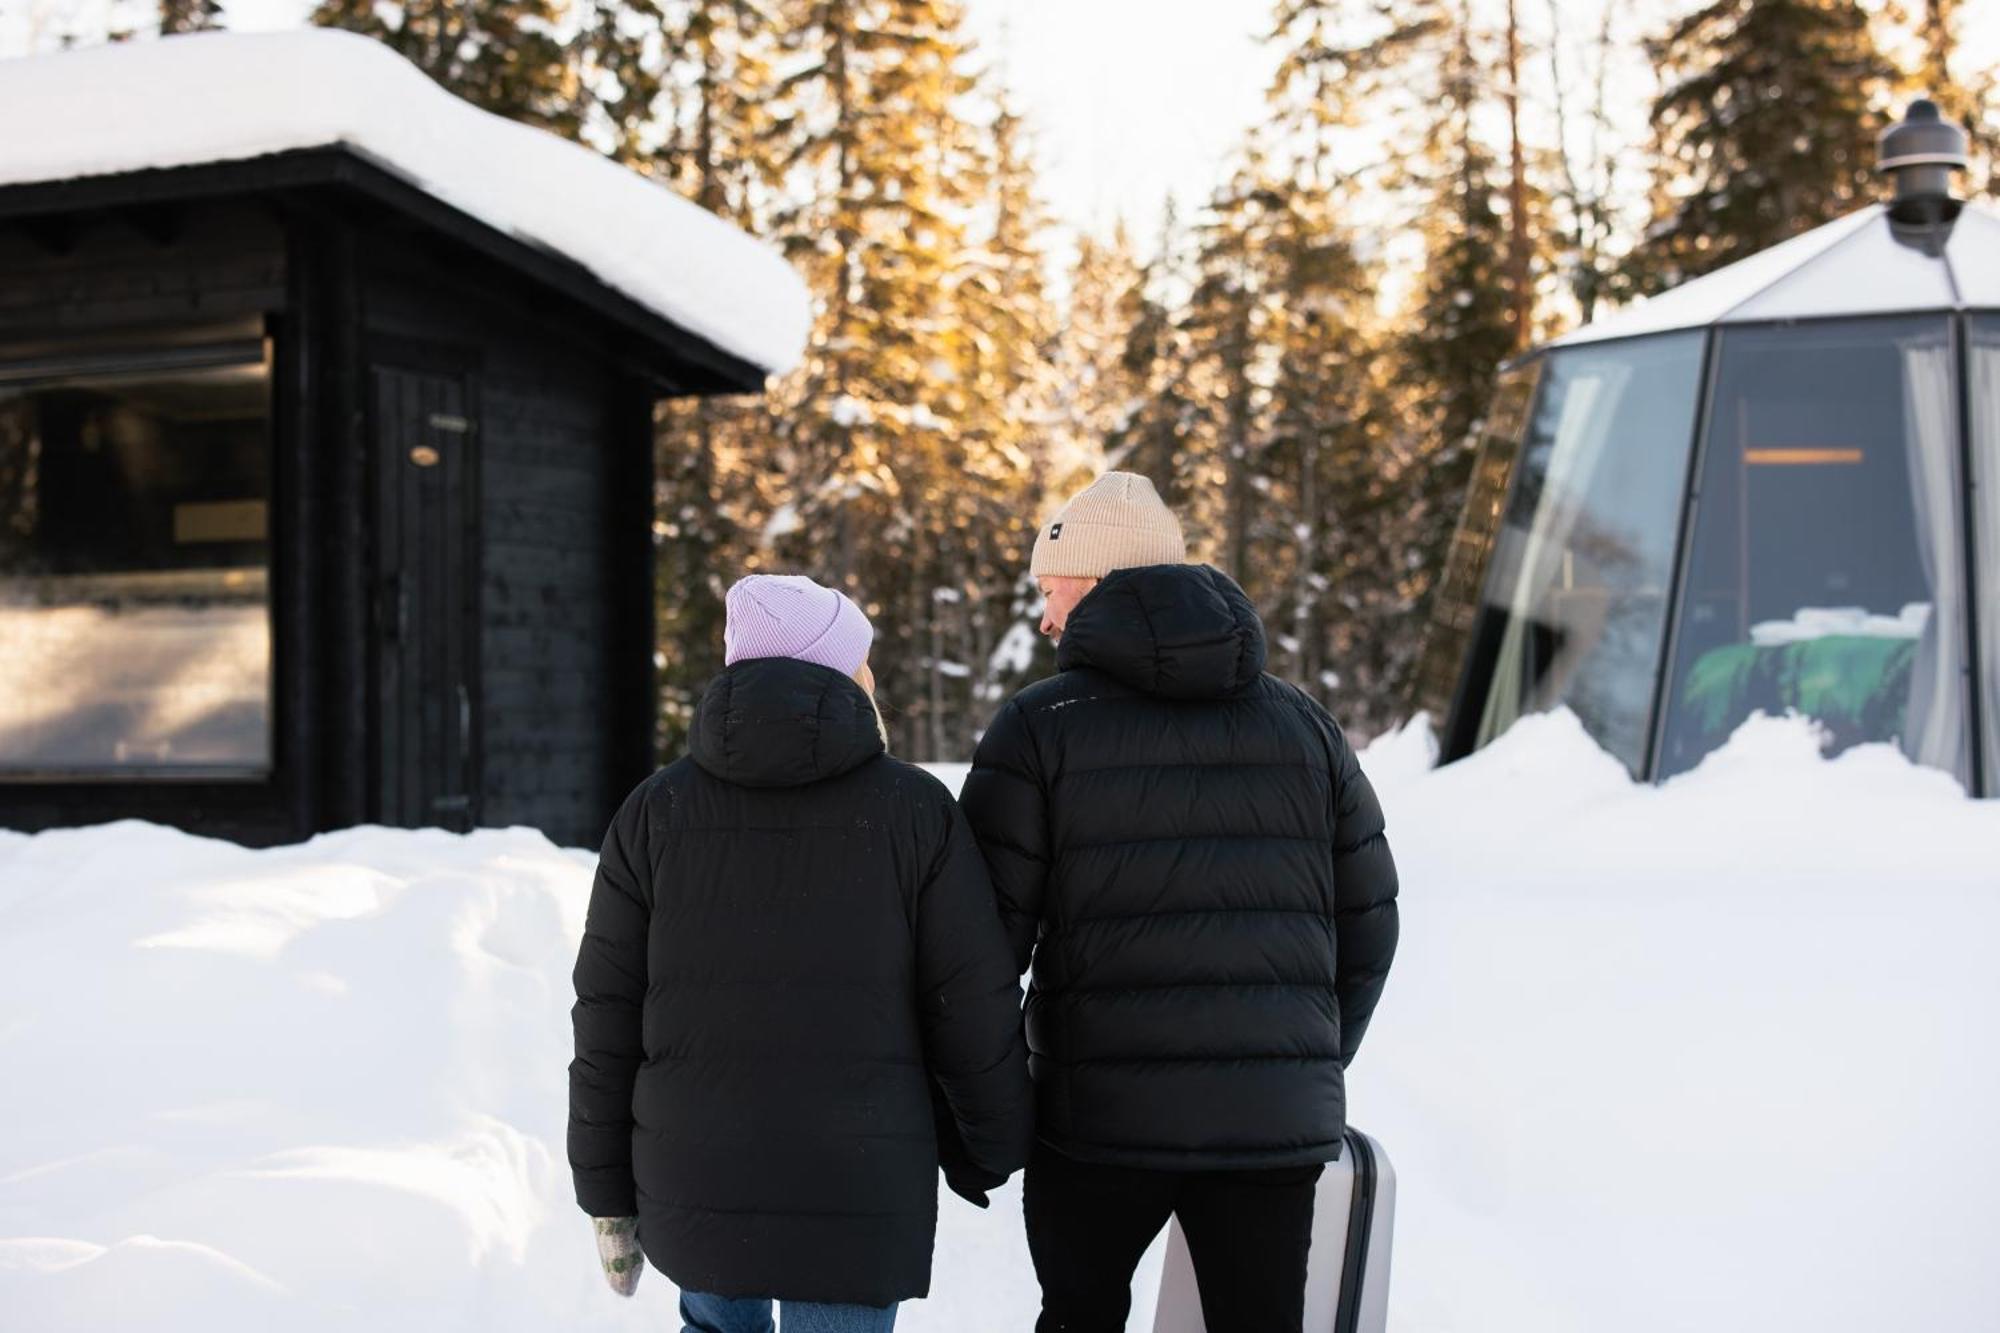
top-left (854, 665), bottom-right (890, 751)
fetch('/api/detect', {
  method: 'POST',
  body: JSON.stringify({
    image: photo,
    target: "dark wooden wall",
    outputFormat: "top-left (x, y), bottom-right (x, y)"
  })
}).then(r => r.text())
top-left (0, 199), bottom-right (284, 340)
top-left (356, 224), bottom-right (657, 851)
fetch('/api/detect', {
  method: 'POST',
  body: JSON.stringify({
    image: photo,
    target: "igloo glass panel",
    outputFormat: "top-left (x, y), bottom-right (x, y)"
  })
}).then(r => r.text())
top-left (1657, 317), bottom-right (1968, 784)
top-left (1972, 316), bottom-right (2000, 789)
top-left (0, 352), bottom-right (272, 776)
top-left (1468, 332), bottom-right (1705, 773)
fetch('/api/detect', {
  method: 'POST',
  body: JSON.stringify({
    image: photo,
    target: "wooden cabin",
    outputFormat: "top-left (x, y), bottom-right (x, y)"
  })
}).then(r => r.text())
top-left (0, 31), bottom-right (808, 847)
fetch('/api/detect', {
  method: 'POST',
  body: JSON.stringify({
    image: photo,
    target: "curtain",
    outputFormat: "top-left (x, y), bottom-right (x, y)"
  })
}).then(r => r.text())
top-left (1897, 340), bottom-right (1967, 779)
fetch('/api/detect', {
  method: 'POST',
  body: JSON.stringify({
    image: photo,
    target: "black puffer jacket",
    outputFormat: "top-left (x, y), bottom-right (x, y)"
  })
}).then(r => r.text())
top-left (568, 657), bottom-right (1033, 1306)
top-left (960, 564), bottom-right (1398, 1171)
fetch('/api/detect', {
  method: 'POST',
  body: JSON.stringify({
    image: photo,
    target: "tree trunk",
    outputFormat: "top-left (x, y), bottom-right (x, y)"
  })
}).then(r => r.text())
top-left (1505, 0), bottom-right (1532, 350)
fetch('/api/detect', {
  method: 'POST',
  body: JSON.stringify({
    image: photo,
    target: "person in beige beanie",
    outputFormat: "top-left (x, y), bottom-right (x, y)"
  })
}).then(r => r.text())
top-left (1028, 471), bottom-right (1187, 642)
top-left (963, 469), bottom-right (1399, 1333)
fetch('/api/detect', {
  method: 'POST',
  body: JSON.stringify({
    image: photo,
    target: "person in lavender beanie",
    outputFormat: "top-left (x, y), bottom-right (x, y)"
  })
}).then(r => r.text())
top-left (568, 572), bottom-right (1032, 1333)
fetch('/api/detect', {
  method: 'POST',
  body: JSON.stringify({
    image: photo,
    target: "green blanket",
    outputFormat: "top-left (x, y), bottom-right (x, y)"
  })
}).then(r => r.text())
top-left (1681, 635), bottom-right (1917, 750)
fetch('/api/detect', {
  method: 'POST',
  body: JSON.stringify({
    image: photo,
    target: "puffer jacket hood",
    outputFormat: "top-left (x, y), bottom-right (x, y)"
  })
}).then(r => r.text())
top-left (1055, 563), bottom-right (1268, 700)
top-left (688, 657), bottom-right (884, 788)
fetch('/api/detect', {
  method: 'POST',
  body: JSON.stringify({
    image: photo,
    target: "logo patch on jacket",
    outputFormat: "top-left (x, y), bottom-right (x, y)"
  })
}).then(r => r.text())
top-left (1049, 522), bottom-right (1063, 540)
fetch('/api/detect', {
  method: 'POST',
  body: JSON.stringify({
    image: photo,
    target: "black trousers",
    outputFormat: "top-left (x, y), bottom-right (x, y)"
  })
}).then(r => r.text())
top-left (1023, 1143), bottom-right (1325, 1333)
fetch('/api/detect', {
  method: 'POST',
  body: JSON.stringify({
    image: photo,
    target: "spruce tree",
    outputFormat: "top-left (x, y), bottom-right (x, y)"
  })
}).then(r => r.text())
top-left (1255, 177), bottom-right (1397, 722)
top-left (1181, 156), bottom-right (1275, 583)
top-left (1392, 1), bottom-right (1519, 709)
top-left (944, 92), bottom-right (1064, 731)
top-left (1544, 0), bottom-right (1626, 325)
top-left (650, 0), bottom-right (783, 755)
top-left (311, 0), bottom-right (575, 134)
top-left (1892, 0), bottom-right (1995, 194)
top-left (1103, 203), bottom-right (1203, 523)
top-left (761, 0), bottom-right (1014, 759)
top-left (1255, 0), bottom-right (1518, 731)
top-left (1635, 0), bottom-right (1897, 291)
top-left (1051, 224), bottom-right (1138, 494)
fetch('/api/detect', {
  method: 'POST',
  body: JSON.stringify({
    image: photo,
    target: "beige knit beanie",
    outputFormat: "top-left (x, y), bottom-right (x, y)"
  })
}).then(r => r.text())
top-left (1029, 472), bottom-right (1187, 580)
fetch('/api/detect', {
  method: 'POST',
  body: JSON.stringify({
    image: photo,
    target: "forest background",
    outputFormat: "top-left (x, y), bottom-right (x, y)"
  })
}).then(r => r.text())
top-left (8, 0), bottom-right (1999, 759)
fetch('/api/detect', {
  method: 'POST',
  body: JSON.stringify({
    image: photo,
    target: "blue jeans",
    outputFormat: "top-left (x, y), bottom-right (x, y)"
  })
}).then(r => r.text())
top-left (679, 1290), bottom-right (898, 1333)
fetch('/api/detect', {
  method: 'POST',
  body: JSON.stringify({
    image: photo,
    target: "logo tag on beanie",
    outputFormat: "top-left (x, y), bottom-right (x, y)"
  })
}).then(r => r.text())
top-left (1049, 522), bottom-right (1063, 541)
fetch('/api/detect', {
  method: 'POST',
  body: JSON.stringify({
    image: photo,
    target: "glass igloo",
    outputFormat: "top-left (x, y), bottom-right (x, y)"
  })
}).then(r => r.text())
top-left (1417, 106), bottom-right (2000, 796)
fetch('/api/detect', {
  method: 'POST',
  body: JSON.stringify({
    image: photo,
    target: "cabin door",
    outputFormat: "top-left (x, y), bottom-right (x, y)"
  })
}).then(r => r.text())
top-left (369, 357), bottom-right (481, 831)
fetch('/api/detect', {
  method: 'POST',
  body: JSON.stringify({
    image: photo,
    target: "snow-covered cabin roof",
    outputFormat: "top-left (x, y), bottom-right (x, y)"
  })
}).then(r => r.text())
top-left (1553, 199), bottom-right (2000, 348)
top-left (0, 29), bottom-right (810, 378)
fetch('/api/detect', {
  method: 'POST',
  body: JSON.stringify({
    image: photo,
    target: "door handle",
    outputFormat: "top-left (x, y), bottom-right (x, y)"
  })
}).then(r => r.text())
top-left (458, 682), bottom-right (470, 763)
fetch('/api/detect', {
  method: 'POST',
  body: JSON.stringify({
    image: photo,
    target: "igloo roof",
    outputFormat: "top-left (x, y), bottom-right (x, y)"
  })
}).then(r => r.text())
top-left (1554, 199), bottom-right (2000, 348)
top-left (0, 29), bottom-right (810, 377)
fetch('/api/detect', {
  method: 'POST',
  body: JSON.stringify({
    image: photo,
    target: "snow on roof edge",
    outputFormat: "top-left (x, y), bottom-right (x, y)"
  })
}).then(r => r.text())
top-left (1550, 198), bottom-right (2000, 351)
top-left (0, 30), bottom-right (810, 377)
top-left (1549, 206), bottom-right (1884, 349)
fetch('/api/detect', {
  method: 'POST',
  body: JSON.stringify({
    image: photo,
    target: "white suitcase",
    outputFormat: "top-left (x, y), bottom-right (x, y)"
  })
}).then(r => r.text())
top-left (1152, 1127), bottom-right (1395, 1333)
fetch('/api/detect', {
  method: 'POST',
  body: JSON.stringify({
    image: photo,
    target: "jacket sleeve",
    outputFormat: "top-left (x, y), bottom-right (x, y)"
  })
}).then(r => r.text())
top-left (958, 698), bottom-right (1049, 975)
top-left (914, 796), bottom-right (1035, 1181)
top-left (567, 780), bottom-right (654, 1218)
top-left (1326, 722), bottom-right (1399, 1067)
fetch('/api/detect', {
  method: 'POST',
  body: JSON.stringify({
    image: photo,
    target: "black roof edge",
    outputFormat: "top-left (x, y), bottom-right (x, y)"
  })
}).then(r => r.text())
top-left (0, 145), bottom-right (771, 396)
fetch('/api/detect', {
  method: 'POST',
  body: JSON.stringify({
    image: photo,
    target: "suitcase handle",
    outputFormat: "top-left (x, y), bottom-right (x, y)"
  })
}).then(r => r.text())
top-left (1332, 1127), bottom-right (1380, 1333)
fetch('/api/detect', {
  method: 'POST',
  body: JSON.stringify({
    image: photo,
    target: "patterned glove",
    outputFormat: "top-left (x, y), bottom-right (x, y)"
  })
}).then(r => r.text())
top-left (594, 1216), bottom-right (643, 1297)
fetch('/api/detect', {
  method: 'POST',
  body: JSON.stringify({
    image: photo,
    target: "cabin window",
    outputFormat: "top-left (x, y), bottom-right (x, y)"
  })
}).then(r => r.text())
top-left (0, 331), bottom-right (272, 778)
top-left (1463, 331), bottom-right (1706, 774)
top-left (1657, 317), bottom-right (1969, 785)
top-left (1972, 316), bottom-right (2000, 792)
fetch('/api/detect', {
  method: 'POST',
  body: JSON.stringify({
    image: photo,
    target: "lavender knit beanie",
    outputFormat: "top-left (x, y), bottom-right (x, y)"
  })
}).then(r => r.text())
top-left (723, 574), bottom-right (874, 677)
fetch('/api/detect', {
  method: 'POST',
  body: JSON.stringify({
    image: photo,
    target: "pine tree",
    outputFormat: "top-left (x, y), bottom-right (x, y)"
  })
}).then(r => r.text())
top-left (759, 0), bottom-right (1017, 759)
top-left (1250, 0), bottom-right (1433, 729)
top-left (1256, 0), bottom-right (1523, 729)
top-left (1544, 0), bottom-right (1626, 325)
top-left (1889, 0), bottom-right (1996, 195)
top-left (942, 91), bottom-right (1064, 733)
top-left (1181, 156), bottom-right (1275, 583)
top-left (311, 0), bottom-right (575, 134)
top-left (1051, 224), bottom-right (1138, 493)
top-left (1634, 0), bottom-right (1897, 291)
top-left (1391, 0), bottom-right (1519, 707)
top-left (1103, 202), bottom-right (1203, 522)
top-left (650, 0), bottom-right (783, 755)
top-left (1501, 0), bottom-right (1533, 350)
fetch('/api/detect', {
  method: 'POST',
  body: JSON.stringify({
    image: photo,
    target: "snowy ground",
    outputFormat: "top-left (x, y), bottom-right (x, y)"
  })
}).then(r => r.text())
top-left (2, 712), bottom-right (1997, 1330)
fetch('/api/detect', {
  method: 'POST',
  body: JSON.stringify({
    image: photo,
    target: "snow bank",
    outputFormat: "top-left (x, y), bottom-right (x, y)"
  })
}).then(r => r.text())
top-left (0, 29), bottom-right (810, 375)
top-left (2, 713), bottom-right (1996, 1330)
top-left (0, 823), bottom-right (625, 1331)
top-left (0, 817), bottom-right (1081, 1332)
top-left (1359, 711), bottom-right (2000, 1332)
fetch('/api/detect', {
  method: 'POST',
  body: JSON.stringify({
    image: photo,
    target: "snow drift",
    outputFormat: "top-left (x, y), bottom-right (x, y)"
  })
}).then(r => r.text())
top-left (1, 712), bottom-right (1996, 1331)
